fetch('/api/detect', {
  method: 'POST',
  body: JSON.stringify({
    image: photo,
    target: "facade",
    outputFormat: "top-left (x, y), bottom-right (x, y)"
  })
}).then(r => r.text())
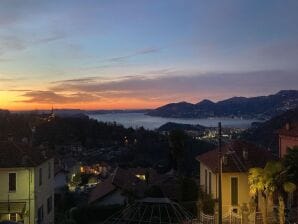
top-left (0, 141), bottom-right (54, 224)
top-left (197, 140), bottom-right (274, 215)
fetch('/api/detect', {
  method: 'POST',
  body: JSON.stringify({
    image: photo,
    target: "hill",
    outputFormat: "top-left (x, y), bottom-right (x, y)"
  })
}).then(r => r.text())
top-left (241, 107), bottom-right (298, 153)
top-left (147, 90), bottom-right (298, 119)
top-left (158, 122), bottom-right (207, 132)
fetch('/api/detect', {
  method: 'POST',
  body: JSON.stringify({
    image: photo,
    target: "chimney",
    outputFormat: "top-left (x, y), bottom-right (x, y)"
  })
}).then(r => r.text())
top-left (22, 137), bottom-right (29, 144)
top-left (285, 122), bottom-right (291, 131)
top-left (243, 149), bottom-right (248, 160)
top-left (8, 133), bottom-right (14, 142)
top-left (41, 150), bottom-right (47, 159)
top-left (223, 155), bottom-right (228, 165)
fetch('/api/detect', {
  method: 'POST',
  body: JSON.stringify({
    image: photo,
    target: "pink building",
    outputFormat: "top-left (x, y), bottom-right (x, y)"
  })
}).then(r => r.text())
top-left (278, 123), bottom-right (298, 158)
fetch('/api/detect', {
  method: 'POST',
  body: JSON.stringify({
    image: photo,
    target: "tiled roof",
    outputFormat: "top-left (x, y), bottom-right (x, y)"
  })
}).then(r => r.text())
top-left (196, 140), bottom-right (275, 173)
top-left (88, 176), bottom-right (116, 204)
top-left (89, 167), bottom-right (179, 203)
top-left (0, 141), bottom-right (52, 168)
top-left (278, 123), bottom-right (298, 137)
top-left (112, 167), bottom-right (165, 189)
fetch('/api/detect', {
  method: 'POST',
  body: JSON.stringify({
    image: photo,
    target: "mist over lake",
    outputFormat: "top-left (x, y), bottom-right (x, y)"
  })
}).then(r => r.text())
top-left (88, 112), bottom-right (259, 130)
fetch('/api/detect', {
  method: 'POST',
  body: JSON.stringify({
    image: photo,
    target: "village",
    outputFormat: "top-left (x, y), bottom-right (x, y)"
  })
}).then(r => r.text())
top-left (0, 109), bottom-right (297, 224)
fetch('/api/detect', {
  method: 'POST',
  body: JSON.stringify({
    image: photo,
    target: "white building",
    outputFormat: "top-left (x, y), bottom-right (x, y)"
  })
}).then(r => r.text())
top-left (0, 141), bottom-right (55, 224)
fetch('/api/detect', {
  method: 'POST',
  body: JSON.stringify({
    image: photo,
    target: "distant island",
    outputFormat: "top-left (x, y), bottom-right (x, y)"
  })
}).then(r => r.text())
top-left (147, 90), bottom-right (298, 119)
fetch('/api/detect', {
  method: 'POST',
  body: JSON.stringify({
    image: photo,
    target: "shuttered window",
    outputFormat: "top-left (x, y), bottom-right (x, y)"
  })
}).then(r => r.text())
top-left (9, 173), bottom-right (16, 192)
top-left (205, 169), bottom-right (207, 193)
top-left (209, 172), bottom-right (212, 195)
top-left (39, 168), bottom-right (42, 186)
top-left (231, 177), bottom-right (238, 205)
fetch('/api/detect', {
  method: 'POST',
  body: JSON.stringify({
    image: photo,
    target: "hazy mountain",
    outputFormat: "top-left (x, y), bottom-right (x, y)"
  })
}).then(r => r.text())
top-left (147, 90), bottom-right (298, 119)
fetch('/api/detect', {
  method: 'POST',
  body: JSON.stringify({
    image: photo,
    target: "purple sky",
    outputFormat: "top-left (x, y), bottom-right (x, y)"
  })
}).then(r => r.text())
top-left (0, 0), bottom-right (298, 109)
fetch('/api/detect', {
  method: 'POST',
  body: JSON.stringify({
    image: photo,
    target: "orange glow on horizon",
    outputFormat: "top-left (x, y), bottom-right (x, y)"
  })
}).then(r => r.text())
top-left (1, 97), bottom-right (167, 111)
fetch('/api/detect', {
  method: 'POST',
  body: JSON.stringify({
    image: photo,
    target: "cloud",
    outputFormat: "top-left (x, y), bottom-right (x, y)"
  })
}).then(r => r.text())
top-left (51, 77), bottom-right (97, 84)
top-left (0, 78), bottom-right (17, 82)
top-left (20, 91), bottom-right (100, 104)
top-left (11, 69), bottom-right (298, 106)
top-left (47, 70), bottom-right (298, 103)
top-left (0, 32), bottom-right (66, 56)
top-left (105, 47), bottom-right (161, 63)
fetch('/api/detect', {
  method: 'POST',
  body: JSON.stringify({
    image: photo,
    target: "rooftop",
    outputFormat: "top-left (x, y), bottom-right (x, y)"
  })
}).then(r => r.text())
top-left (196, 140), bottom-right (275, 173)
top-left (0, 141), bottom-right (52, 168)
top-left (278, 122), bottom-right (298, 137)
top-left (88, 175), bottom-right (116, 204)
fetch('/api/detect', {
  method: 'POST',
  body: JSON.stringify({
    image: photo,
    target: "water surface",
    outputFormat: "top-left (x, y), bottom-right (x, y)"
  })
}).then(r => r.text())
top-left (89, 113), bottom-right (259, 130)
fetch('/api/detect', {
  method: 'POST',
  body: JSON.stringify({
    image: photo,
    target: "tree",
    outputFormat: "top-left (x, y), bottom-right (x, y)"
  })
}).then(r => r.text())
top-left (283, 146), bottom-right (298, 183)
top-left (169, 130), bottom-right (187, 175)
top-left (248, 167), bottom-right (270, 224)
top-left (249, 161), bottom-right (296, 224)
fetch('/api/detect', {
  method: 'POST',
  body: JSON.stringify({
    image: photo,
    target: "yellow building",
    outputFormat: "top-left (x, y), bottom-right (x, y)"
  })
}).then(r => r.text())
top-left (0, 141), bottom-right (54, 224)
top-left (196, 140), bottom-right (274, 215)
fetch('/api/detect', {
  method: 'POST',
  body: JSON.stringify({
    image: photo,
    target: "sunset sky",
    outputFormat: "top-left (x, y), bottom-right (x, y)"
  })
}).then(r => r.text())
top-left (1, 0), bottom-right (298, 110)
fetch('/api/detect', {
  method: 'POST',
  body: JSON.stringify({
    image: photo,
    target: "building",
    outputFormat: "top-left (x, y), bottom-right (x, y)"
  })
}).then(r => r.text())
top-left (196, 140), bottom-right (274, 215)
top-left (278, 122), bottom-right (298, 158)
top-left (278, 122), bottom-right (298, 208)
top-left (88, 167), bottom-right (177, 206)
top-left (0, 141), bottom-right (54, 224)
top-left (88, 175), bottom-right (125, 206)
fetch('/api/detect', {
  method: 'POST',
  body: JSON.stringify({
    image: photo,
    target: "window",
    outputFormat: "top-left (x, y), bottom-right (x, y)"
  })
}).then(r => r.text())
top-left (48, 162), bottom-right (51, 179)
top-left (9, 173), bottom-right (16, 192)
top-left (204, 169), bottom-right (207, 193)
top-left (9, 213), bottom-right (17, 221)
top-left (38, 205), bottom-right (44, 224)
top-left (47, 196), bottom-right (53, 214)
top-left (231, 177), bottom-right (238, 206)
top-left (39, 168), bottom-right (42, 186)
top-left (209, 172), bottom-right (212, 195)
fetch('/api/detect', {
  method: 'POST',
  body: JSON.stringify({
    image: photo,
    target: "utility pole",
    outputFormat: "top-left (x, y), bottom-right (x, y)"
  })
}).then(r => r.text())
top-left (218, 122), bottom-right (222, 224)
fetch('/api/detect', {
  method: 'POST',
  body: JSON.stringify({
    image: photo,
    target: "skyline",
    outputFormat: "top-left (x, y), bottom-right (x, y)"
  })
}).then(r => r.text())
top-left (1, 0), bottom-right (298, 110)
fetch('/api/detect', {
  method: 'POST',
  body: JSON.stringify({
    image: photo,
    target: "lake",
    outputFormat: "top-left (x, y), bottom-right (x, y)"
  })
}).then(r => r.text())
top-left (88, 113), bottom-right (259, 130)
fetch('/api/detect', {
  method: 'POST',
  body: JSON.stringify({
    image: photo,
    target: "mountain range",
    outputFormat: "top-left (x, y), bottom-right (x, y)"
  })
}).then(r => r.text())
top-left (147, 90), bottom-right (298, 119)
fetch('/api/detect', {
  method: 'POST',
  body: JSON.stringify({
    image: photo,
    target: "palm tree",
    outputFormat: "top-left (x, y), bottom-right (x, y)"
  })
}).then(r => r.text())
top-left (263, 161), bottom-right (296, 224)
top-left (248, 167), bottom-right (270, 224)
top-left (283, 146), bottom-right (298, 183)
top-left (249, 161), bottom-right (296, 224)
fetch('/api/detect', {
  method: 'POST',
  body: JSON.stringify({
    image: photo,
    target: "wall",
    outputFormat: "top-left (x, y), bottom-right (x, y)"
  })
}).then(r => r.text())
top-left (34, 158), bottom-right (55, 224)
top-left (0, 167), bottom-right (35, 224)
top-left (199, 162), bottom-right (217, 198)
top-left (221, 172), bottom-right (250, 215)
top-left (279, 135), bottom-right (298, 158)
top-left (199, 163), bottom-right (251, 216)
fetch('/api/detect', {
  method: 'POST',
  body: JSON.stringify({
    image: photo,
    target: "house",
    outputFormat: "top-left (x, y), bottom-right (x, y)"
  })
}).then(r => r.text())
top-left (278, 122), bottom-right (298, 158)
top-left (88, 175), bottom-right (125, 206)
top-left (0, 141), bottom-right (54, 224)
top-left (88, 167), bottom-right (177, 205)
top-left (278, 122), bottom-right (298, 208)
top-left (196, 140), bottom-right (274, 215)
